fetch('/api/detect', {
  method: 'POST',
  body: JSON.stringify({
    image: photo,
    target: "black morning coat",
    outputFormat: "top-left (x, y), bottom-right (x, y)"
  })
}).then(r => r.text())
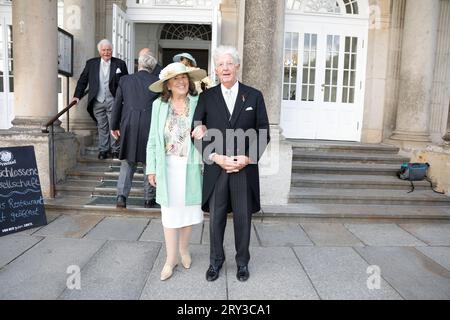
top-left (110, 70), bottom-right (159, 163)
top-left (192, 82), bottom-right (271, 214)
top-left (73, 57), bottom-right (129, 121)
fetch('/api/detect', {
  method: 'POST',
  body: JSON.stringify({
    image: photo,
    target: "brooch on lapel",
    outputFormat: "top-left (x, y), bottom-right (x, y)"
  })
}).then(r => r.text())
top-left (241, 94), bottom-right (247, 103)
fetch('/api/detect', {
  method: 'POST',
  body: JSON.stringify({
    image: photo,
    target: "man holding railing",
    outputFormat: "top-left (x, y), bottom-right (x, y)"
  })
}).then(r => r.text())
top-left (72, 39), bottom-right (129, 160)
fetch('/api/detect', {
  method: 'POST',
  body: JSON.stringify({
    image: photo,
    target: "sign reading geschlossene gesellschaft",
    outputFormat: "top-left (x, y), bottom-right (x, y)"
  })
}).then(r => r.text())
top-left (0, 146), bottom-right (47, 237)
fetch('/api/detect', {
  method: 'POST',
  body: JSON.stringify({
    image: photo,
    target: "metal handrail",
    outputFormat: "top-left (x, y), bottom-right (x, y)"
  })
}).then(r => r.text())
top-left (41, 93), bottom-right (87, 198)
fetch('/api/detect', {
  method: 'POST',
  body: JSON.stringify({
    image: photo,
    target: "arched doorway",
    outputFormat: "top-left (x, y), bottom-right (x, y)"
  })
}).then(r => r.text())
top-left (281, 0), bottom-right (370, 141)
top-left (158, 23), bottom-right (212, 71)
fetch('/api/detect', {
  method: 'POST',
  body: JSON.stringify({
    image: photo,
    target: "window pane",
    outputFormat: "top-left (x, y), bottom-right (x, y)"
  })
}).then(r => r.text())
top-left (351, 37), bottom-right (358, 53)
top-left (0, 77), bottom-right (3, 92)
top-left (302, 85), bottom-right (308, 101)
top-left (343, 71), bottom-right (349, 86)
top-left (284, 33), bottom-right (291, 49)
top-left (302, 68), bottom-right (308, 84)
top-left (345, 37), bottom-right (351, 52)
top-left (333, 54), bottom-right (339, 68)
top-left (331, 87), bottom-right (337, 102)
top-left (309, 86), bottom-right (315, 101)
top-left (309, 69), bottom-right (315, 84)
top-left (324, 86), bottom-right (330, 102)
top-left (310, 52), bottom-right (316, 67)
top-left (291, 67), bottom-right (297, 83)
top-left (342, 87), bottom-right (348, 103)
top-left (332, 70), bottom-right (338, 86)
top-left (304, 34), bottom-right (310, 50)
top-left (311, 34), bottom-right (317, 51)
top-left (9, 77), bottom-right (13, 92)
top-left (284, 67), bottom-right (290, 82)
top-left (350, 71), bottom-right (356, 86)
top-left (292, 33), bottom-right (299, 50)
top-left (351, 54), bottom-right (357, 70)
top-left (283, 84), bottom-right (289, 100)
top-left (349, 88), bottom-right (355, 103)
top-left (290, 87), bottom-right (296, 100)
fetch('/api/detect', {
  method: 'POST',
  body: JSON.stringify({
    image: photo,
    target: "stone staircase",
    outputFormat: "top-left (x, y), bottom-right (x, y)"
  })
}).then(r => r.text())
top-left (262, 140), bottom-right (450, 219)
top-left (44, 139), bottom-right (450, 220)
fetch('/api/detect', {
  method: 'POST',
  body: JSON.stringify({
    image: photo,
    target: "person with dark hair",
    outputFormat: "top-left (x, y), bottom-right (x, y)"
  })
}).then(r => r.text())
top-left (110, 48), bottom-right (159, 209)
top-left (146, 62), bottom-right (207, 281)
top-left (72, 39), bottom-right (128, 160)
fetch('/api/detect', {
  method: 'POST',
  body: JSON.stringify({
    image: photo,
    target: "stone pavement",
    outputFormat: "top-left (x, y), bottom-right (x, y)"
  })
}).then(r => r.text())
top-left (1, 213), bottom-right (450, 300)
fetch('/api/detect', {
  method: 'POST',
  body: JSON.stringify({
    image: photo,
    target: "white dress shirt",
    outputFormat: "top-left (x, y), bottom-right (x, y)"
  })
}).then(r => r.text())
top-left (101, 59), bottom-right (111, 77)
top-left (221, 81), bottom-right (239, 118)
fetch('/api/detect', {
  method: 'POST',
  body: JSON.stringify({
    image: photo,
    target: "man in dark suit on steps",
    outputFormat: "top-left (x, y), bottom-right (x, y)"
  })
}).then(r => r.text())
top-left (110, 48), bottom-right (159, 209)
top-left (192, 46), bottom-right (270, 282)
top-left (72, 39), bottom-right (128, 160)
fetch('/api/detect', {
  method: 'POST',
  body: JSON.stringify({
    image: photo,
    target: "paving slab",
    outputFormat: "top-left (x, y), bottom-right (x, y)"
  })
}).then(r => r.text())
top-left (11, 213), bottom-right (61, 236)
top-left (60, 240), bottom-right (161, 300)
top-left (34, 215), bottom-right (103, 238)
top-left (415, 247), bottom-right (450, 272)
top-left (139, 219), bottom-right (203, 244)
top-left (84, 216), bottom-right (150, 241)
top-left (0, 237), bottom-right (105, 299)
top-left (202, 220), bottom-right (260, 247)
top-left (294, 247), bottom-right (401, 300)
top-left (0, 235), bottom-right (43, 268)
top-left (301, 223), bottom-right (364, 247)
top-left (344, 223), bottom-right (427, 247)
top-left (398, 223), bottom-right (450, 246)
top-left (355, 247), bottom-right (450, 299)
top-left (227, 247), bottom-right (319, 300)
top-left (253, 222), bottom-right (313, 247)
top-left (140, 244), bottom-right (227, 300)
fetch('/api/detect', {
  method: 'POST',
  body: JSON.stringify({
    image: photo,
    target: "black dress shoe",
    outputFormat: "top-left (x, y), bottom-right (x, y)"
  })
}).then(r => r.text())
top-left (98, 151), bottom-right (108, 160)
top-left (112, 151), bottom-right (120, 159)
top-left (116, 195), bottom-right (126, 208)
top-left (144, 199), bottom-right (159, 208)
top-left (206, 264), bottom-right (222, 282)
top-left (236, 265), bottom-right (249, 282)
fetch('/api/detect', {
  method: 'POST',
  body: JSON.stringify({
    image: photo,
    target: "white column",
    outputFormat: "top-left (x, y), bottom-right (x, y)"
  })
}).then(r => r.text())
top-left (63, 0), bottom-right (97, 130)
top-left (391, 0), bottom-right (440, 142)
top-left (11, 0), bottom-right (58, 130)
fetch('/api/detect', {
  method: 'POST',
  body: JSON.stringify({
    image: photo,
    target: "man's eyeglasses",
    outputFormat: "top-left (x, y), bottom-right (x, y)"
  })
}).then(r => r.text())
top-left (216, 62), bottom-right (235, 69)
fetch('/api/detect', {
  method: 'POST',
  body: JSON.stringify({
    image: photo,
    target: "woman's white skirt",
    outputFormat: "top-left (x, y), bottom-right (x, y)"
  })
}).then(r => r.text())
top-left (161, 155), bottom-right (203, 229)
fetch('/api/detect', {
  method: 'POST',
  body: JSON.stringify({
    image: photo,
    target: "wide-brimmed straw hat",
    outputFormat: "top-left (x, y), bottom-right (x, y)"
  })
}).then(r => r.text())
top-left (149, 62), bottom-right (207, 93)
top-left (173, 52), bottom-right (197, 67)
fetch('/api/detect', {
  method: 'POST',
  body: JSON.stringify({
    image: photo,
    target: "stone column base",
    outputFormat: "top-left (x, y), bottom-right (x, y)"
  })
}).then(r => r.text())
top-left (259, 126), bottom-right (293, 206)
top-left (0, 130), bottom-right (79, 198)
top-left (390, 130), bottom-right (431, 142)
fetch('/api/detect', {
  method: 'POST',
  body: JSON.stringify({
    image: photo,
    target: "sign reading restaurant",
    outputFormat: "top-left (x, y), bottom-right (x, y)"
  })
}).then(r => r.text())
top-left (0, 146), bottom-right (47, 237)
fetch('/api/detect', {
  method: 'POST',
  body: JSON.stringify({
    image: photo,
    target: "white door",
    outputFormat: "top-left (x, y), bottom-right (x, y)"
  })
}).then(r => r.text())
top-left (281, 17), bottom-right (368, 141)
top-left (112, 4), bottom-right (134, 73)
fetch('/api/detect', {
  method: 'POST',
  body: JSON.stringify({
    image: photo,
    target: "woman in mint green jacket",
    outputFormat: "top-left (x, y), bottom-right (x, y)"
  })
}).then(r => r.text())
top-left (146, 62), bottom-right (207, 281)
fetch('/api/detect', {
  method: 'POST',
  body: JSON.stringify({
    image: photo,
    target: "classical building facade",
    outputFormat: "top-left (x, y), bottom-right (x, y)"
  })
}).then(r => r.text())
top-left (0, 0), bottom-right (449, 200)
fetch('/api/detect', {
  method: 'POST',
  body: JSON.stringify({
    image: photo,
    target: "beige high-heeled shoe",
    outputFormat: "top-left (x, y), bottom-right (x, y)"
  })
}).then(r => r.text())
top-left (160, 263), bottom-right (177, 281)
top-left (181, 253), bottom-right (192, 269)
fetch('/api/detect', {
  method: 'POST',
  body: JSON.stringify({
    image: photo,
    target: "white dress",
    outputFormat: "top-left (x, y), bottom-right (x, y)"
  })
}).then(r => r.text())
top-left (160, 102), bottom-right (203, 229)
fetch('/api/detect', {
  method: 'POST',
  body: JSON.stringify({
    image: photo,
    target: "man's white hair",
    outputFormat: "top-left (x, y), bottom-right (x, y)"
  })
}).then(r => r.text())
top-left (213, 45), bottom-right (241, 66)
top-left (97, 39), bottom-right (113, 52)
top-left (138, 52), bottom-right (157, 72)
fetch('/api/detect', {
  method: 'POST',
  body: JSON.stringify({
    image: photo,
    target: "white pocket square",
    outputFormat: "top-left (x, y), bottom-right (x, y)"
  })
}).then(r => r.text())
top-left (116, 68), bottom-right (122, 74)
top-left (245, 107), bottom-right (254, 111)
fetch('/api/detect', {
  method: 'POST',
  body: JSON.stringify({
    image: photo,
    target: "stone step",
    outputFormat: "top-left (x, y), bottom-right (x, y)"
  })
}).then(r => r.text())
top-left (292, 161), bottom-right (400, 175)
top-left (43, 195), bottom-right (450, 221)
top-left (66, 165), bottom-right (145, 180)
top-left (44, 195), bottom-right (161, 218)
top-left (288, 187), bottom-right (450, 206)
top-left (292, 151), bottom-right (409, 164)
top-left (261, 203), bottom-right (450, 220)
top-left (291, 173), bottom-right (433, 190)
top-left (289, 140), bottom-right (400, 154)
